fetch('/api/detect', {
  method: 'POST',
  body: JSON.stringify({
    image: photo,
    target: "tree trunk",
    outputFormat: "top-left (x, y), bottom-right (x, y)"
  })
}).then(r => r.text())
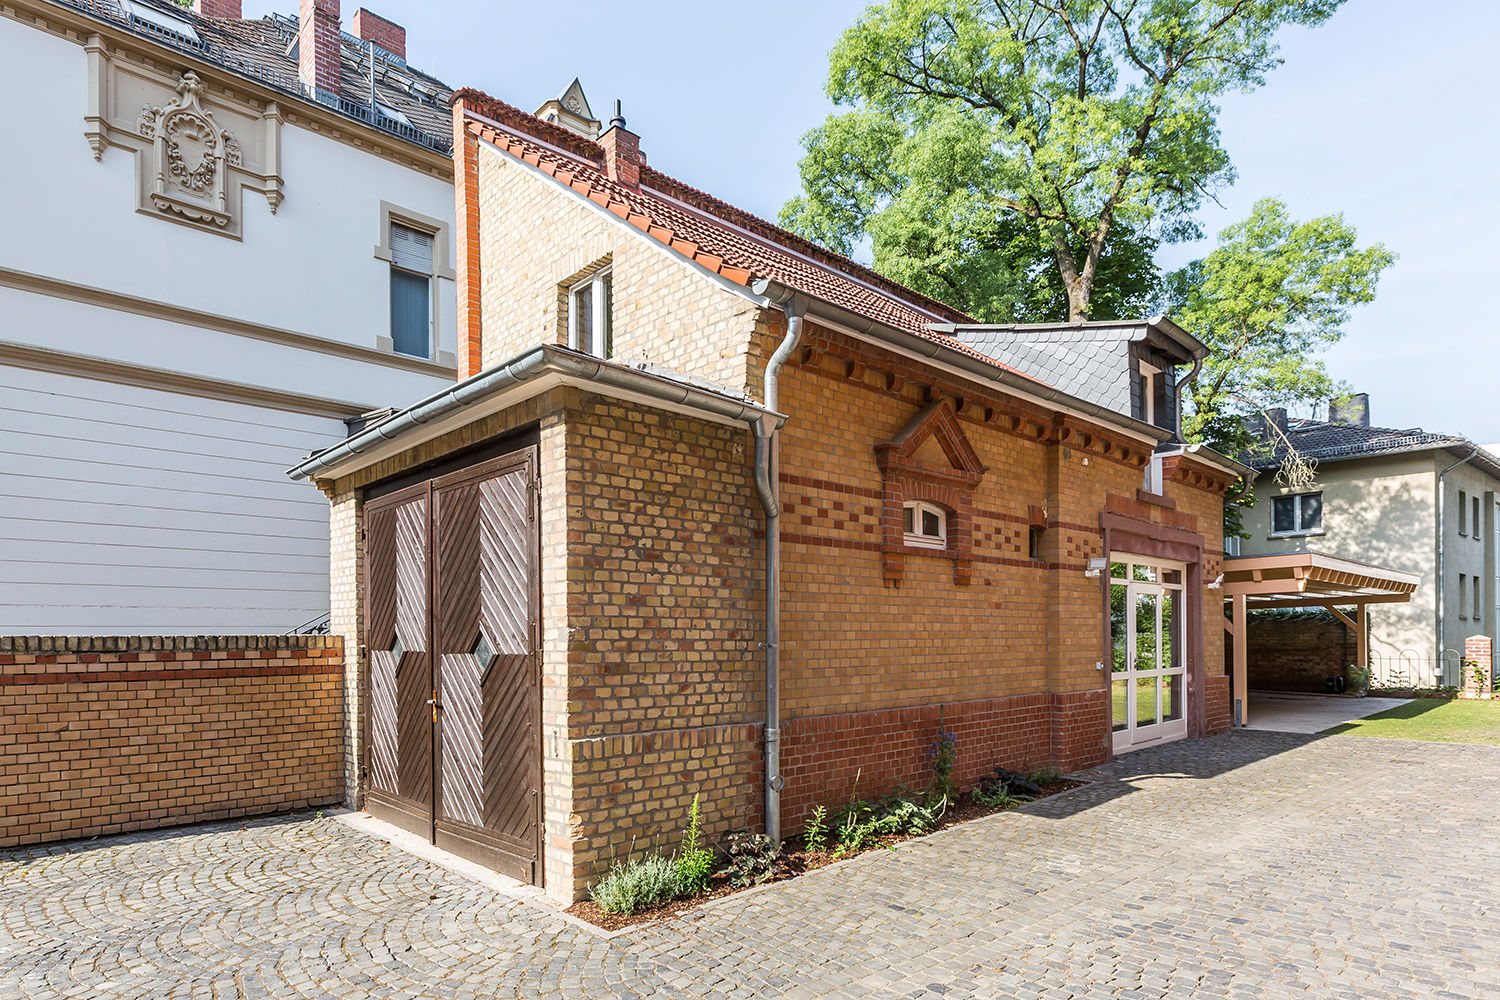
top-left (1051, 236), bottom-right (1091, 321)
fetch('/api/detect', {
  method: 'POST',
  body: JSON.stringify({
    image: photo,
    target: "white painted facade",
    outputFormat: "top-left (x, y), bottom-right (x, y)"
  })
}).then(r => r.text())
top-left (0, 4), bottom-right (457, 633)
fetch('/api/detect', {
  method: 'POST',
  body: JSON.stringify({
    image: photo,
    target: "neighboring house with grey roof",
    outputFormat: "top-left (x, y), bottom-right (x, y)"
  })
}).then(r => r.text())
top-left (0, 0), bottom-right (463, 632)
top-left (1237, 393), bottom-right (1500, 688)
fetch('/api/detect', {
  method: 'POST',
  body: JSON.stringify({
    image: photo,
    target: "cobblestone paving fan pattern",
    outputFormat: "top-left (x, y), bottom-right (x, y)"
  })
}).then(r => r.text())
top-left (3, 731), bottom-right (1498, 999)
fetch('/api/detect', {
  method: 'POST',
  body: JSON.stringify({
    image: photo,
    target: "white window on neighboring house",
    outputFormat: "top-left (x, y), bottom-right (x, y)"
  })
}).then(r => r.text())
top-left (568, 269), bottom-right (613, 359)
top-left (903, 501), bottom-right (947, 549)
top-left (389, 222), bottom-right (434, 359)
top-left (1271, 492), bottom-right (1322, 536)
top-left (1224, 535), bottom-right (1241, 557)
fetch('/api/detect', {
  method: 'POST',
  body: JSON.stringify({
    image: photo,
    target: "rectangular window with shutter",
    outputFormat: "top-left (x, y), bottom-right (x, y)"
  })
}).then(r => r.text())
top-left (567, 268), bottom-right (613, 359)
top-left (389, 223), bottom-right (433, 359)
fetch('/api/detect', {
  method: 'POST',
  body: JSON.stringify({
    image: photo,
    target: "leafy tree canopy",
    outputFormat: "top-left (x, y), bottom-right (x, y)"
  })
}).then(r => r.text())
top-left (1171, 197), bottom-right (1395, 532)
top-left (783, 0), bottom-right (1346, 321)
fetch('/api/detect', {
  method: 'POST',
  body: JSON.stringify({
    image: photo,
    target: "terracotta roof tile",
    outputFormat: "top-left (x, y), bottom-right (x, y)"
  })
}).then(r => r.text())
top-left (454, 88), bottom-right (1036, 381)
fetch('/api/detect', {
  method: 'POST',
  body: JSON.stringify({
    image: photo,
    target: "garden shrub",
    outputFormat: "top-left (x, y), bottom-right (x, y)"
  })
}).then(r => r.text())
top-left (724, 831), bottom-right (784, 887)
top-left (589, 853), bottom-right (682, 915)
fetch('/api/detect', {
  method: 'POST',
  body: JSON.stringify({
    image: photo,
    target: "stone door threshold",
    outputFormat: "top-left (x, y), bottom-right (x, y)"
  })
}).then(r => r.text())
top-left (333, 811), bottom-right (631, 939)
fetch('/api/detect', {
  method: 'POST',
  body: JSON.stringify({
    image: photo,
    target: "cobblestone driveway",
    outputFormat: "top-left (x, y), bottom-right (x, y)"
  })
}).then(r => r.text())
top-left (4, 731), bottom-right (1498, 999)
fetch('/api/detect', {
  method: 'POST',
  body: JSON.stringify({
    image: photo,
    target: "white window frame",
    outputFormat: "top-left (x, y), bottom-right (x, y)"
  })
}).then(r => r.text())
top-left (567, 268), bottom-right (613, 359)
top-left (1139, 362), bottom-right (1161, 426)
top-left (1270, 491), bottom-right (1323, 537)
top-left (903, 500), bottom-right (947, 549)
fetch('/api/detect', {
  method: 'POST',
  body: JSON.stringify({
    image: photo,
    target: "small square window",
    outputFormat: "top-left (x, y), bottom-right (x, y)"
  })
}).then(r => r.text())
top-left (1271, 492), bottom-right (1322, 536)
top-left (903, 501), bottom-right (946, 549)
top-left (568, 269), bottom-right (613, 359)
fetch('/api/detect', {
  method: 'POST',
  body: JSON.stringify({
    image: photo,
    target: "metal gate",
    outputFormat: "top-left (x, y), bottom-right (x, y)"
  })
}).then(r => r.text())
top-left (363, 448), bottom-right (542, 884)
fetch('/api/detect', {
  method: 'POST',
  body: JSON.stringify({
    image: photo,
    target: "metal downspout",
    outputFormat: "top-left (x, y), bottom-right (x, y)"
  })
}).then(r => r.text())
top-left (752, 282), bottom-right (804, 842)
top-left (1174, 357), bottom-right (1202, 442)
top-left (1437, 446), bottom-right (1479, 680)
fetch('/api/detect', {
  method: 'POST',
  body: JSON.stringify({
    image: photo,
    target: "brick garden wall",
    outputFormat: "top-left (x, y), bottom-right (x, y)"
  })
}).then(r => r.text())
top-left (0, 635), bottom-right (344, 850)
top-left (1244, 610), bottom-right (1352, 693)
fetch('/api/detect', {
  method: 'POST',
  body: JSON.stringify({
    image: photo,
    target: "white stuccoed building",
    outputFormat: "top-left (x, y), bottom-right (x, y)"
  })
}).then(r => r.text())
top-left (0, 0), bottom-right (459, 633)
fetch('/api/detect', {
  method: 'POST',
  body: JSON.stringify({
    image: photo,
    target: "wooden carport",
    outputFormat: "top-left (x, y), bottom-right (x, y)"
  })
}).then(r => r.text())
top-left (1221, 552), bottom-right (1420, 725)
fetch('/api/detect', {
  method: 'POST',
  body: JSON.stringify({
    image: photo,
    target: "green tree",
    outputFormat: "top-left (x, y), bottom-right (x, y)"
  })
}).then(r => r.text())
top-left (783, 0), bottom-right (1346, 321)
top-left (1171, 197), bottom-right (1395, 532)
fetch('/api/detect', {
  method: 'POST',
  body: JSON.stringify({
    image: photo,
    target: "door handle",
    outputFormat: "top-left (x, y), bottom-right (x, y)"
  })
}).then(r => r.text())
top-left (427, 690), bottom-right (440, 722)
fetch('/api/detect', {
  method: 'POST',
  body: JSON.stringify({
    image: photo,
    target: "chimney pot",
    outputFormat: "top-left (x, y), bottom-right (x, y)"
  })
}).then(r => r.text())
top-left (353, 8), bottom-right (406, 60)
top-left (298, 0), bottom-right (342, 100)
top-left (193, 0), bottom-right (243, 17)
top-left (1328, 392), bottom-right (1370, 428)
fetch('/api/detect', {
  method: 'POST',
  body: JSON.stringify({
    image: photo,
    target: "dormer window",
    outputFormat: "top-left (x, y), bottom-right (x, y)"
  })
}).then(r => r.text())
top-left (567, 268), bottom-right (613, 359)
top-left (903, 501), bottom-right (947, 549)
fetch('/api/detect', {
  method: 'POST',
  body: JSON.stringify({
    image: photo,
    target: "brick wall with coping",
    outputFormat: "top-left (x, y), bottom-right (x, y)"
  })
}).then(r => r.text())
top-left (0, 635), bottom-right (344, 850)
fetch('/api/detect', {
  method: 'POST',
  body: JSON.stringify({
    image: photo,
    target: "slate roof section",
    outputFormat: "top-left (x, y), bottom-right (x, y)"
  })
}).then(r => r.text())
top-left (941, 320), bottom-right (1203, 418)
top-left (57, 0), bottom-right (453, 153)
top-left (453, 88), bottom-right (1037, 375)
top-left (1247, 416), bottom-right (1500, 479)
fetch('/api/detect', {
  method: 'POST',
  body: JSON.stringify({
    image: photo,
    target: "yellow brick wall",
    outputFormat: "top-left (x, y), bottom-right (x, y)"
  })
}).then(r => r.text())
top-left (475, 143), bottom-right (763, 393)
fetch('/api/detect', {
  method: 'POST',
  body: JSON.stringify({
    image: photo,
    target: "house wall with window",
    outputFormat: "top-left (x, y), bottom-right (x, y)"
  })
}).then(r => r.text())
top-left (1238, 450), bottom-right (1500, 686)
top-left (0, 2), bottom-right (457, 632)
top-left (474, 144), bottom-right (763, 393)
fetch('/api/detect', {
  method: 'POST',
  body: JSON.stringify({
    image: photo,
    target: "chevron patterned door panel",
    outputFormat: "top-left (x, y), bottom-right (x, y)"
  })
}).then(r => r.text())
top-left (362, 482), bottom-right (434, 839)
top-left (361, 447), bottom-right (541, 885)
top-left (432, 453), bottom-right (540, 883)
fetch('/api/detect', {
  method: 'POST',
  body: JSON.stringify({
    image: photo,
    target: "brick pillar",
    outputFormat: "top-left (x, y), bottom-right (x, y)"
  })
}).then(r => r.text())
top-left (452, 97), bottom-right (483, 379)
top-left (1463, 635), bottom-right (1493, 699)
top-left (193, 0), bottom-right (243, 16)
top-left (352, 7), bottom-right (404, 59)
top-left (298, 0), bottom-right (342, 100)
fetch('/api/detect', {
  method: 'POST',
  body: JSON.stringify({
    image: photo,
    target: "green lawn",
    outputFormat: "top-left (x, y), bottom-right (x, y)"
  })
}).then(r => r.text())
top-left (1322, 698), bottom-right (1500, 746)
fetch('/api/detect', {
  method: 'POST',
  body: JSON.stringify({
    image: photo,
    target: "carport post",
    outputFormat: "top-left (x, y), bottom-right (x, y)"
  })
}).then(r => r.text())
top-left (1232, 593), bottom-right (1248, 726)
top-left (1357, 603), bottom-right (1368, 676)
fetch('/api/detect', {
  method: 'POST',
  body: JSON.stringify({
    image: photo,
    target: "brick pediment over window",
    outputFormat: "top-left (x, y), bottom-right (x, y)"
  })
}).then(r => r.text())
top-left (875, 399), bottom-right (987, 585)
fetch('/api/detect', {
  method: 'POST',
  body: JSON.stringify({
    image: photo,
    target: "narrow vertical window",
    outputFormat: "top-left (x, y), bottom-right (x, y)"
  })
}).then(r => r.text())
top-left (1473, 495), bottom-right (1481, 541)
top-left (1459, 574), bottom-right (1468, 619)
top-left (389, 223), bottom-right (433, 359)
top-left (1459, 491), bottom-right (1468, 536)
top-left (568, 269), bottom-right (613, 359)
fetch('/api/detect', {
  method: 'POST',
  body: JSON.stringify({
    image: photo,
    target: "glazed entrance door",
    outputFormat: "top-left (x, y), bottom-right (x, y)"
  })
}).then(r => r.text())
top-left (1110, 558), bottom-right (1188, 753)
top-left (362, 447), bottom-right (542, 884)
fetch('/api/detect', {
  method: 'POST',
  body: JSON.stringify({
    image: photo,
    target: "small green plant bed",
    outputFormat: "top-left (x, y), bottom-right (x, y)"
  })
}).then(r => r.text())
top-left (1322, 697), bottom-right (1500, 746)
top-left (1367, 685), bottom-right (1460, 700)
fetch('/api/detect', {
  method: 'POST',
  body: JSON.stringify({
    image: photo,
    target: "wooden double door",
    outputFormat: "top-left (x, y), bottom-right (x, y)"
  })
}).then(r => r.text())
top-left (362, 447), bottom-right (542, 884)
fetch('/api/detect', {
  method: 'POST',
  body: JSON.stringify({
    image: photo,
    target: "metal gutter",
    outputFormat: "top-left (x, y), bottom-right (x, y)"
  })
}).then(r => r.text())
top-left (758, 282), bottom-right (1173, 447)
top-left (286, 343), bottom-right (783, 482)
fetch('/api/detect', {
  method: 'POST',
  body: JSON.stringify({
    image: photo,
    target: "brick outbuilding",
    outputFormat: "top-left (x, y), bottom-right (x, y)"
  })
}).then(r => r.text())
top-left (290, 87), bottom-right (1247, 903)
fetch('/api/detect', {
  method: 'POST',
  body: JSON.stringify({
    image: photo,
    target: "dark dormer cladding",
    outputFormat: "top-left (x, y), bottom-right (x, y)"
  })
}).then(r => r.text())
top-left (938, 318), bottom-right (1206, 441)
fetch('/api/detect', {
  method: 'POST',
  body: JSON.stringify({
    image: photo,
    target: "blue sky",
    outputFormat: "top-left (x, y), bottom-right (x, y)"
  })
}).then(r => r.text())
top-left (248, 1), bottom-right (1500, 441)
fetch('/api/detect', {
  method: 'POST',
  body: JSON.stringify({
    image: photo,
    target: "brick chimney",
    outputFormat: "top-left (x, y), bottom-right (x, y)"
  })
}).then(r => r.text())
top-left (193, 0), bottom-right (242, 17)
top-left (1329, 392), bottom-right (1370, 428)
top-left (352, 8), bottom-right (405, 60)
top-left (598, 100), bottom-right (643, 189)
top-left (298, 0), bottom-right (342, 100)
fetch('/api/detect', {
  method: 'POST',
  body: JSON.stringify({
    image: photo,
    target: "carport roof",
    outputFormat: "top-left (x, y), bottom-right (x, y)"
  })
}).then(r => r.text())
top-left (1221, 552), bottom-right (1419, 609)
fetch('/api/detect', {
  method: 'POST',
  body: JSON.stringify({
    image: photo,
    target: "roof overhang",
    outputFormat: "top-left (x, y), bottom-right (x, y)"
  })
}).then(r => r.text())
top-left (285, 344), bottom-right (784, 484)
top-left (753, 280), bottom-right (1176, 450)
top-left (1221, 552), bottom-right (1420, 609)
top-left (928, 315), bottom-right (1207, 362)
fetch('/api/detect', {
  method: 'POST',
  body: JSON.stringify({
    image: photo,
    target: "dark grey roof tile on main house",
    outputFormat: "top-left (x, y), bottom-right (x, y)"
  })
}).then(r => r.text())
top-left (943, 319), bottom-right (1200, 418)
